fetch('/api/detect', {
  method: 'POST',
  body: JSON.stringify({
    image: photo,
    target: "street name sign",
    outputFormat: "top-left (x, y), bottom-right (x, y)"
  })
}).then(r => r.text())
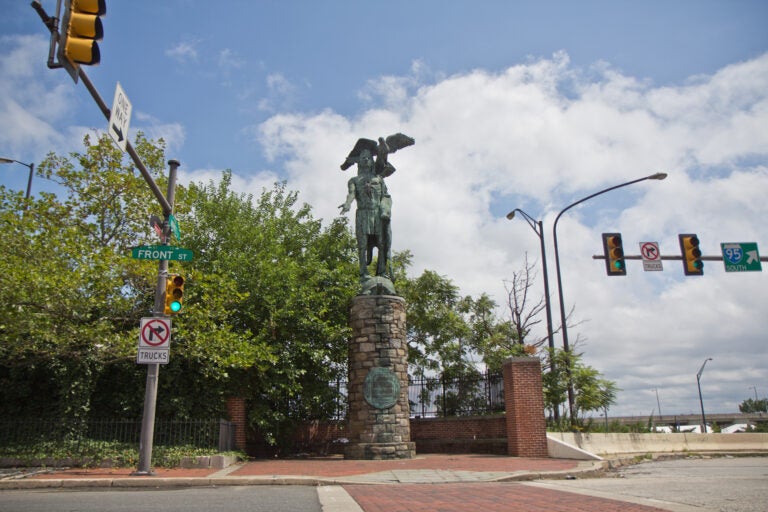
top-left (168, 214), bottom-right (181, 241)
top-left (721, 242), bottom-right (762, 272)
top-left (131, 245), bottom-right (193, 261)
top-left (137, 317), bottom-right (171, 365)
top-left (639, 241), bottom-right (663, 271)
top-left (109, 82), bottom-right (132, 152)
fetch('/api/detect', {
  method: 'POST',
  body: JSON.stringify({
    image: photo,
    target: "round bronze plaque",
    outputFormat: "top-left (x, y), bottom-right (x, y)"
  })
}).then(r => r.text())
top-left (363, 367), bottom-right (401, 409)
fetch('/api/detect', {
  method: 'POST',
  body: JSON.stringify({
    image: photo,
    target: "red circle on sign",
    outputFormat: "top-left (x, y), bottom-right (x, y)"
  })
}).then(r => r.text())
top-left (641, 243), bottom-right (660, 260)
top-left (141, 320), bottom-right (169, 347)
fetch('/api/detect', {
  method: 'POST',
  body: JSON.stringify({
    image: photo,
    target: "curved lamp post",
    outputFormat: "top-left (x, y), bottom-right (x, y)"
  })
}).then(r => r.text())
top-left (506, 208), bottom-right (558, 420)
top-left (552, 172), bottom-right (668, 421)
top-left (697, 357), bottom-right (713, 433)
top-left (0, 157), bottom-right (34, 200)
top-left (506, 209), bottom-right (555, 353)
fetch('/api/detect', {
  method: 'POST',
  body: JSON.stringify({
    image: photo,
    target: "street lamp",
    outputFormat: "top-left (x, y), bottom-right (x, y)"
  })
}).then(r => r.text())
top-left (552, 172), bottom-right (667, 422)
top-left (0, 157), bottom-right (34, 200)
top-left (506, 209), bottom-right (555, 353)
top-left (697, 357), bottom-right (713, 433)
top-left (506, 208), bottom-right (558, 421)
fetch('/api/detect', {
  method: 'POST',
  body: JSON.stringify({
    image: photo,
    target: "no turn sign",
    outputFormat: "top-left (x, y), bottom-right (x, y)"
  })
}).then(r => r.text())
top-left (640, 242), bottom-right (663, 271)
top-left (138, 317), bottom-right (171, 364)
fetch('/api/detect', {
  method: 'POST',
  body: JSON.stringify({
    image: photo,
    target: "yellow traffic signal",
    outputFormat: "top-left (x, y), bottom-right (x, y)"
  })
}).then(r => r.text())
top-left (164, 275), bottom-right (184, 315)
top-left (602, 233), bottom-right (626, 276)
top-left (58, 0), bottom-right (106, 69)
top-left (679, 234), bottom-right (703, 275)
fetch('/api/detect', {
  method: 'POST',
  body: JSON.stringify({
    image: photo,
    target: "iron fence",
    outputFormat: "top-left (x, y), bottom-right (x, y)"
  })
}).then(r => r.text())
top-left (328, 371), bottom-right (504, 420)
top-left (409, 371), bottom-right (505, 418)
top-left (0, 418), bottom-right (235, 458)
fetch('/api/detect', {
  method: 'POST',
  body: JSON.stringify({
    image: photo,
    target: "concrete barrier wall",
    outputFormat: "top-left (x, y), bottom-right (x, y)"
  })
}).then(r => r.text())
top-left (548, 432), bottom-right (768, 458)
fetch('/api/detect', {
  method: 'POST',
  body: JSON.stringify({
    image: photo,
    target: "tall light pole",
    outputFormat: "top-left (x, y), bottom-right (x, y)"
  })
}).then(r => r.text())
top-left (506, 208), bottom-right (558, 421)
top-left (552, 172), bottom-right (668, 422)
top-left (697, 357), bottom-right (713, 433)
top-left (0, 157), bottom-right (34, 200)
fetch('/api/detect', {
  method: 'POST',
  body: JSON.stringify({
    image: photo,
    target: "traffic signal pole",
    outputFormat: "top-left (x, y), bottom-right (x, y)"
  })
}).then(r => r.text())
top-left (592, 254), bottom-right (768, 263)
top-left (30, 1), bottom-right (172, 215)
top-left (32, 0), bottom-right (181, 477)
top-left (135, 160), bottom-right (179, 475)
top-left (76, 69), bottom-right (173, 215)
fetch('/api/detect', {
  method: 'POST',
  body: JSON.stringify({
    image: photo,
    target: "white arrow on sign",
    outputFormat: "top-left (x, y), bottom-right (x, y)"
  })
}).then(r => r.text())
top-left (747, 250), bottom-right (759, 264)
top-left (109, 82), bottom-right (132, 152)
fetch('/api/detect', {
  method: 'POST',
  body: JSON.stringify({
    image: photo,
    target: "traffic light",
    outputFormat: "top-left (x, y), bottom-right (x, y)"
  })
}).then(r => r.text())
top-left (58, 0), bottom-right (106, 76)
top-left (602, 233), bottom-right (626, 276)
top-left (679, 234), bottom-right (704, 275)
top-left (164, 275), bottom-right (184, 315)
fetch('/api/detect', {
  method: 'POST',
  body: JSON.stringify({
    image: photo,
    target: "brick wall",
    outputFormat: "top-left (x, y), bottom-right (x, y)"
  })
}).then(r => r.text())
top-left (410, 415), bottom-right (506, 440)
top-left (225, 397), bottom-right (247, 451)
top-left (503, 357), bottom-right (548, 457)
top-left (410, 415), bottom-right (507, 454)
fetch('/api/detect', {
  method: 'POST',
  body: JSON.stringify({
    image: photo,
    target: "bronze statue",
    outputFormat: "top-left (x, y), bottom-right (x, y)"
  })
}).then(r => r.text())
top-left (339, 134), bottom-right (414, 295)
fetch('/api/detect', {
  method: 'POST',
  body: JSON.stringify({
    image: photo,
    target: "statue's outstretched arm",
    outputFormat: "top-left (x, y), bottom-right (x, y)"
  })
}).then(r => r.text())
top-left (339, 179), bottom-right (356, 213)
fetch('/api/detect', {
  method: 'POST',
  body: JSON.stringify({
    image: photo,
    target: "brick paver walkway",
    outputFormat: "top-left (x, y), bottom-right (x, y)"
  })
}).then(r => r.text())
top-left (24, 454), bottom-right (582, 482)
top-left (231, 454), bottom-right (579, 478)
top-left (343, 483), bottom-right (669, 512)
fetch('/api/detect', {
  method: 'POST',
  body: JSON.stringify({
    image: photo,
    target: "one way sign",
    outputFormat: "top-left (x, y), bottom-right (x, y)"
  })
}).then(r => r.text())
top-left (109, 82), bottom-right (132, 152)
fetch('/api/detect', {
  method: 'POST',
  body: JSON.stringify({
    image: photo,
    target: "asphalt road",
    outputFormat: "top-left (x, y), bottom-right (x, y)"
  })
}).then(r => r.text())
top-left (525, 456), bottom-right (768, 512)
top-left (0, 485), bottom-right (322, 512)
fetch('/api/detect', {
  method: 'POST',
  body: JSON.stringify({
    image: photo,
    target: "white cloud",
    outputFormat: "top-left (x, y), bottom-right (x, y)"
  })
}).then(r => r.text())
top-left (248, 51), bottom-right (768, 417)
top-left (133, 112), bottom-right (186, 157)
top-left (257, 73), bottom-right (299, 112)
top-left (218, 48), bottom-right (244, 71)
top-left (165, 40), bottom-right (199, 63)
top-left (0, 35), bottom-right (77, 159)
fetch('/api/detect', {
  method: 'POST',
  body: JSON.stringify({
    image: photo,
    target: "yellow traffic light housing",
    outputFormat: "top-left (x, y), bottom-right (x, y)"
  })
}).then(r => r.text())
top-left (58, 0), bottom-right (106, 80)
top-left (679, 234), bottom-right (704, 275)
top-left (164, 275), bottom-right (184, 315)
top-left (602, 233), bottom-right (626, 276)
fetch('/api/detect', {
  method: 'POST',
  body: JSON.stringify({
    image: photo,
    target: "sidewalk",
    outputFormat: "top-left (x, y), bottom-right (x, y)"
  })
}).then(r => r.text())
top-left (0, 454), bottom-right (600, 488)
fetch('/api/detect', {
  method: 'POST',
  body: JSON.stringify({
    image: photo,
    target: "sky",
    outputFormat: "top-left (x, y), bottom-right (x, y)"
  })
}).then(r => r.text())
top-left (2, 0), bottom-right (767, 420)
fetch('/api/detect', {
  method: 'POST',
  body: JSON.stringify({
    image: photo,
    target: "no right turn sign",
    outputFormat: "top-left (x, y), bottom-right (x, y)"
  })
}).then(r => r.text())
top-left (640, 242), bottom-right (663, 271)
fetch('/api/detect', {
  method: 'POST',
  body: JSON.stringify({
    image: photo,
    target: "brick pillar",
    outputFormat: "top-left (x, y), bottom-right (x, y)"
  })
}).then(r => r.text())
top-left (345, 295), bottom-right (415, 459)
top-left (226, 396), bottom-right (247, 451)
top-left (503, 357), bottom-right (548, 457)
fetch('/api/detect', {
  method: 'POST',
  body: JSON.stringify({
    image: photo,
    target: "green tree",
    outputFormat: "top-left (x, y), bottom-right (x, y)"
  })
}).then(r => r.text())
top-left (180, 173), bottom-right (358, 445)
top-left (0, 133), bottom-right (358, 437)
top-left (397, 267), bottom-right (476, 380)
top-left (739, 398), bottom-right (768, 413)
top-left (0, 132), bottom-right (167, 423)
top-left (547, 349), bottom-right (619, 425)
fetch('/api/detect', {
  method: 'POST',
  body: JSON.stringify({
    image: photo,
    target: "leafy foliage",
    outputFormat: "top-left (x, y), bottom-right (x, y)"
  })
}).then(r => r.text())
top-left (181, 173), bottom-right (358, 444)
top-left (0, 134), bottom-right (358, 445)
top-left (739, 398), bottom-right (768, 413)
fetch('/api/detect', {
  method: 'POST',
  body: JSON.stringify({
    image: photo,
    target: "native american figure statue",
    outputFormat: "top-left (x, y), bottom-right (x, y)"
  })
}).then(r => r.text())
top-left (339, 133), bottom-right (414, 295)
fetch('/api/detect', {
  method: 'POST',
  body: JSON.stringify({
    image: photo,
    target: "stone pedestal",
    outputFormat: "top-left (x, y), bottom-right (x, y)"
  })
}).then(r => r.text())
top-left (345, 295), bottom-right (415, 459)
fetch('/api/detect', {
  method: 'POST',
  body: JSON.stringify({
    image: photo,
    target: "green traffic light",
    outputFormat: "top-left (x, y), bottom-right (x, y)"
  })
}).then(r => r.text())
top-left (613, 260), bottom-right (624, 270)
top-left (170, 301), bottom-right (182, 313)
